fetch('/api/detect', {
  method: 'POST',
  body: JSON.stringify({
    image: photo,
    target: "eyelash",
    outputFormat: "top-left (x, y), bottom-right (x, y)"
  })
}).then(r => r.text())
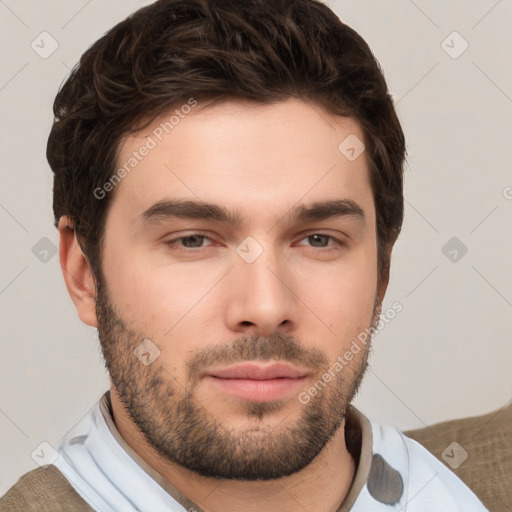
top-left (164, 232), bottom-right (344, 253)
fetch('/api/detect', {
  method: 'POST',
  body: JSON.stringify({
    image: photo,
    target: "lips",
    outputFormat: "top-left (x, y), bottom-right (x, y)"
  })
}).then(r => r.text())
top-left (204, 362), bottom-right (310, 402)
top-left (206, 362), bottom-right (309, 380)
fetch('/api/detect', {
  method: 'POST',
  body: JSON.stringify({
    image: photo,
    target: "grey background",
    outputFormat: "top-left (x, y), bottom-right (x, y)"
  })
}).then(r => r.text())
top-left (1, 0), bottom-right (511, 495)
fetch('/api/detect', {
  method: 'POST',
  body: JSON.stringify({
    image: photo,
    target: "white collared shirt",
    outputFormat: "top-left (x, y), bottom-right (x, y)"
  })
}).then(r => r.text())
top-left (52, 391), bottom-right (488, 511)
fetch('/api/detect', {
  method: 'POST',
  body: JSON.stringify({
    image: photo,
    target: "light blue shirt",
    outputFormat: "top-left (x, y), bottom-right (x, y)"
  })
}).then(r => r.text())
top-left (52, 392), bottom-right (488, 511)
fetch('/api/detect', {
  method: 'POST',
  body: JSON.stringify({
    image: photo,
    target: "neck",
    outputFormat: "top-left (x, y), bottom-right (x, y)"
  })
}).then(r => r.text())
top-left (111, 388), bottom-right (357, 512)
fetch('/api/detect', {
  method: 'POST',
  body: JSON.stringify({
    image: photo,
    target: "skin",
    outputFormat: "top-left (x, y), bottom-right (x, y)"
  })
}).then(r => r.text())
top-left (59, 98), bottom-right (391, 512)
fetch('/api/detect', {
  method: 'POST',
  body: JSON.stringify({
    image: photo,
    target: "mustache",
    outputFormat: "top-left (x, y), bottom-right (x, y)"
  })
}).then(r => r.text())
top-left (185, 332), bottom-right (329, 384)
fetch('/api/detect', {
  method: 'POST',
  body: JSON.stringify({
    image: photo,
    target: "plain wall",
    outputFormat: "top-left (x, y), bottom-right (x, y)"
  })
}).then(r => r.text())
top-left (1, 0), bottom-right (511, 495)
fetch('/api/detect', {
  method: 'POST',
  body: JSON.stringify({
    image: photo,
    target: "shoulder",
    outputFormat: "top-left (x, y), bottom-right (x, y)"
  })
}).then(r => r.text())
top-left (0, 465), bottom-right (94, 512)
top-left (405, 404), bottom-right (512, 511)
top-left (366, 420), bottom-right (488, 511)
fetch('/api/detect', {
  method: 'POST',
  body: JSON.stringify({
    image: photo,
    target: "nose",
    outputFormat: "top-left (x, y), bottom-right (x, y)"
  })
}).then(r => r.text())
top-left (223, 242), bottom-right (298, 338)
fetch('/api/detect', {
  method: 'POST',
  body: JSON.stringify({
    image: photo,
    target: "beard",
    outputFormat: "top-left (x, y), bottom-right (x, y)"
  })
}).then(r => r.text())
top-left (95, 275), bottom-right (379, 481)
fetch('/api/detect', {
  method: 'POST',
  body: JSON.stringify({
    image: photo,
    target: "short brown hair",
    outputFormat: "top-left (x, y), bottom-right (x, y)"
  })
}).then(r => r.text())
top-left (47, 0), bottom-right (406, 287)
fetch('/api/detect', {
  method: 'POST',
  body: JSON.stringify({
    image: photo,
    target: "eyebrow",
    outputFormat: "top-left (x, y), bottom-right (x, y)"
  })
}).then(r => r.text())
top-left (140, 198), bottom-right (365, 228)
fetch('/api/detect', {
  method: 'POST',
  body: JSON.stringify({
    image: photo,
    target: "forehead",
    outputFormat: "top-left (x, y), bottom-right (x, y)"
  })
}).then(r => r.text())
top-left (110, 98), bottom-right (375, 229)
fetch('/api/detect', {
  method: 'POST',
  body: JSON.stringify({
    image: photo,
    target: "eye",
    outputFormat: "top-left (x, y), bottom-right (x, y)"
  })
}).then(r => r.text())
top-left (163, 232), bottom-right (344, 255)
top-left (296, 233), bottom-right (343, 250)
top-left (164, 232), bottom-right (214, 252)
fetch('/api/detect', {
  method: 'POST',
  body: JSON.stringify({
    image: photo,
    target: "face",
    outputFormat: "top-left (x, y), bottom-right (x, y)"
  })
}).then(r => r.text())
top-left (94, 98), bottom-right (382, 480)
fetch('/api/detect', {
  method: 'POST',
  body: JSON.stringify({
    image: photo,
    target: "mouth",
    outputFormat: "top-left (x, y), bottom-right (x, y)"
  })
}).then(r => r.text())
top-left (203, 362), bottom-right (310, 402)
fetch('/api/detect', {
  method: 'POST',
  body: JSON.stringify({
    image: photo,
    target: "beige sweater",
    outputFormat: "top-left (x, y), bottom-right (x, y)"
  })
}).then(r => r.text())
top-left (0, 464), bottom-right (93, 511)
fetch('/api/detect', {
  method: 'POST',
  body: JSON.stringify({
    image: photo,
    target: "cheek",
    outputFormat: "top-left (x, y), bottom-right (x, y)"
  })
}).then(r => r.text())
top-left (101, 247), bottom-right (172, 332)
top-left (297, 244), bottom-right (378, 342)
top-left (103, 254), bottom-right (221, 355)
top-left (306, 281), bottom-right (375, 340)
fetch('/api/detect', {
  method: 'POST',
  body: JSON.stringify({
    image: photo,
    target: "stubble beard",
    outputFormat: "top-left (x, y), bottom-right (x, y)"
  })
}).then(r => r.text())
top-left (95, 277), bottom-right (379, 481)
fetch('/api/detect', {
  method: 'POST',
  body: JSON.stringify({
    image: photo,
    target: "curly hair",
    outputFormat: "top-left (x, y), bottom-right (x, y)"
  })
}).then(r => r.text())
top-left (47, 0), bottom-right (406, 287)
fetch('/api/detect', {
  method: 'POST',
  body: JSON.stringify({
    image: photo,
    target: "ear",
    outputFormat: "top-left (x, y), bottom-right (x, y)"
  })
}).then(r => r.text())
top-left (376, 242), bottom-right (394, 307)
top-left (58, 216), bottom-right (98, 327)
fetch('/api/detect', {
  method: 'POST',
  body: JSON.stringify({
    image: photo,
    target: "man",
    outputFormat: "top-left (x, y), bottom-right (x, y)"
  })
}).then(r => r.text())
top-left (0, 0), bottom-right (488, 510)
